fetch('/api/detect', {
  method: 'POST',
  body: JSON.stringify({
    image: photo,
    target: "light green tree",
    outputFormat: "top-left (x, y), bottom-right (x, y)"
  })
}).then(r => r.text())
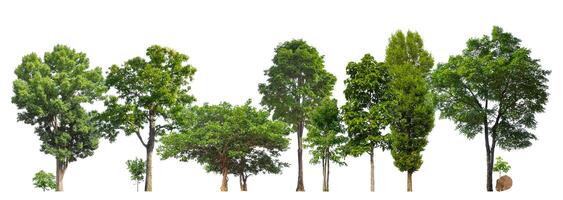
top-left (33, 170), bottom-right (56, 192)
top-left (12, 45), bottom-right (107, 191)
top-left (258, 39), bottom-right (336, 191)
top-left (493, 156), bottom-right (511, 178)
top-left (305, 98), bottom-right (348, 192)
top-left (431, 26), bottom-right (550, 191)
top-left (126, 158), bottom-right (146, 192)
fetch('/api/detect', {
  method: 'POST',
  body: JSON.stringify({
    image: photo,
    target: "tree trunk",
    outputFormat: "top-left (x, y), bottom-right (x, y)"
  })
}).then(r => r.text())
top-left (239, 175), bottom-right (248, 191)
top-left (136, 181), bottom-right (139, 192)
top-left (220, 166), bottom-right (229, 192)
top-left (144, 111), bottom-right (156, 192)
top-left (322, 158), bottom-right (327, 192)
top-left (55, 159), bottom-right (67, 192)
top-left (484, 121), bottom-right (493, 192)
top-left (407, 171), bottom-right (413, 192)
top-left (326, 157), bottom-right (330, 192)
top-left (369, 149), bottom-right (375, 192)
top-left (296, 121), bottom-right (305, 191)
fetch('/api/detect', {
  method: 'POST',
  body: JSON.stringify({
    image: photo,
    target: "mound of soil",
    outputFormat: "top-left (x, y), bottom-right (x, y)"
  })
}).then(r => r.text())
top-left (495, 175), bottom-right (512, 192)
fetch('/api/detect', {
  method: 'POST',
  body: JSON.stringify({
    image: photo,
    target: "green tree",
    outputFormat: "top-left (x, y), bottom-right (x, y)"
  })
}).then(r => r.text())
top-left (493, 156), bottom-right (511, 178)
top-left (158, 101), bottom-right (290, 192)
top-left (305, 98), bottom-right (347, 192)
top-left (33, 170), bottom-right (56, 192)
top-left (431, 26), bottom-right (550, 191)
top-left (258, 39), bottom-right (337, 191)
top-left (126, 158), bottom-right (146, 192)
top-left (341, 54), bottom-right (392, 191)
top-left (385, 30), bottom-right (435, 192)
top-left (101, 45), bottom-right (196, 191)
top-left (12, 45), bottom-right (107, 191)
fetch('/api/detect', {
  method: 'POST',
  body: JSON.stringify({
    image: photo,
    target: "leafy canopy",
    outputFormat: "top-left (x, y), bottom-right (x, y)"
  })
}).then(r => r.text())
top-left (258, 39), bottom-right (336, 128)
top-left (493, 156), bottom-right (511, 175)
top-left (342, 54), bottom-right (392, 156)
top-left (12, 45), bottom-right (107, 163)
top-left (126, 158), bottom-right (146, 182)
top-left (33, 170), bottom-right (56, 191)
top-left (431, 26), bottom-right (550, 150)
top-left (305, 98), bottom-right (348, 165)
top-left (158, 101), bottom-right (290, 178)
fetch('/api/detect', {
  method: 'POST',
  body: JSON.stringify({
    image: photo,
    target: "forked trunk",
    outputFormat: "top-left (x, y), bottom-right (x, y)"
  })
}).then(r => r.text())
top-left (55, 159), bottom-right (67, 192)
top-left (239, 175), bottom-right (248, 191)
top-left (296, 121), bottom-right (305, 192)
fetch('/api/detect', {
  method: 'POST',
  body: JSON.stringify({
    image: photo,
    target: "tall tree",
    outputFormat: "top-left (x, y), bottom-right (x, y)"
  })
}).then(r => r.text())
top-left (342, 54), bottom-right (392, 191)
top-left (385, 30), bottom-right (435, 192)
top-left (12, 45), bottom-right (107, 191)
top-left (126, 158), bottom-right (146, 192)
top-left (101, 45), bottom-right (196, 191)
top-left (158, 101), bottom-right (290, 192)
top-left (431, 26), bottom-right (549, 191)
top-left (258, 39), bottom-right (336, 191)
top-left (305, 98), bottom-right (347, 192)
top-left (33, 170), bottom-right (56, 192)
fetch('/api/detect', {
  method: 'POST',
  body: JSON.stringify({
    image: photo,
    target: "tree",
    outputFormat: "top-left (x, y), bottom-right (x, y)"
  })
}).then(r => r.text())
top-left (431, 26), bottom-right (550, 191)
top-left (101, 45), bottom-right (196, 191)
top-left (126, 158), bottom-right (146, 192)
top-left (33, 170), bottom-right (56, 192)
top-left (12, 45), bottom-right (107, 191)
top-left (258, 39), bottom-right (336, 191)
top-left (341, 54), bottom-right (392, 191)
top-left (385, 30), bottom-right (435, 192)
top-left (305, 98), bottom-right (347, 192)
top-left (493, 156), bottom-right (511, 178)
top-left (158, 101), bottom-right (290, 192)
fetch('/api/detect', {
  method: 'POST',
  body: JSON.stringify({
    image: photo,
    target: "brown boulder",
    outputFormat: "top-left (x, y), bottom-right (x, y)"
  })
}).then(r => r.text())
top-left (495, 175), bottom-right (513, 192)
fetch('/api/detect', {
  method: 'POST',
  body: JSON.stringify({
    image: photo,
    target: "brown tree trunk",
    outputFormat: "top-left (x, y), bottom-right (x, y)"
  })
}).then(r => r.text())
top-left (484, 120), bottom-right (493, 192)
top-left (145, 111), bottom-right (156, 192)
top-left (239, 175), bottom-right (248, 191)
top-left (296, 121), bottom-right (305, 192)
top-left (407, 171), bottom-right (413, 192)
top-left (220, 166), bottom-right (229, 192)
top-left (322, 158), bottom-right (327, 192)
top-left (55, 159), bottom-right (67, 192)
top-left (369, 149), bottom-right (375, 192)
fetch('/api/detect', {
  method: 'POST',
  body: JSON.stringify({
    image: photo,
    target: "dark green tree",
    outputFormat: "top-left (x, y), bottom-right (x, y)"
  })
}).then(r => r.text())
top-left (431, 26), bottom-right (550, 191)
top-left (385, 30), bottom-right (435, 192)
top-left (33, 170), bottom-right (56, 192)
top-left (258, 39), bottom-right (336, 191)
top-left (101, 45), bottom-right (196, 191)
top-left (305, 98), bottom-right (347, 192)
top-left (342, 54), bottom-right (392, 191)
top-left (158, 101), bottom-right (290, 192)
top-left (12, 45), bottom-right (107, 191)
top-left (126, 158), bottom-right (146, 192)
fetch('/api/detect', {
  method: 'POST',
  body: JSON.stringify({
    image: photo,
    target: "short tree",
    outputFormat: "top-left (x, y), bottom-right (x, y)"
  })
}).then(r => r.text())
top-left (12, 45), bottom-right (107, 191)
top-left (493, 156), bottom-right (511, 178)
top-left (305, 98), bottom-right (348, 192)
top-left (33, 170), bottom-right (56, 192)
top-left (159, 101), bottom-right (290, 192)
top-left (126, 158), bottom-right (146, 192)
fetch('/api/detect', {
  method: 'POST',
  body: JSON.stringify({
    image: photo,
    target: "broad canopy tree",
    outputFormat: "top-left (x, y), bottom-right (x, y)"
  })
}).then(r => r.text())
top-left (100, 45), bottom-right (196, 191)
top-left (258, 39), bottom-right (336, 191)
top-left (385, 30), bottom-right (435, 192)
top-left (431, 26), bottom-right (550, 191)
top-left (12, 45), bottom-right (107, 191)
top-left (158, 101), bottom-right (290, 192)
top-left (305, 98), bottom-right (347, 192)
top-left (342, 54), bottom-right (392, 192)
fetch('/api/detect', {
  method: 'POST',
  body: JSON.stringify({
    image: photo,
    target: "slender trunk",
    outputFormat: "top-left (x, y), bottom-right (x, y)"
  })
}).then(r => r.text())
top-left (296, 121), bottom-right (305, 191)
top-left (322, 158), bottom-right (327, 192)
top-left (484, 121), bottom-right (493, 192)
top-left (136, 181), bottom-right (139, 192)
top-left (369, 148), bottom-right (375, 192)
top-left (220, 165), bottom-right (229, 192)
top-left (326, 157), bottom-right (330, 192)
top-left (55, 159), bottom-right (67, 192)
top-left (145, 111), bottom-right (156, 192)
top-left (407, 171), bottom-right (413, 192)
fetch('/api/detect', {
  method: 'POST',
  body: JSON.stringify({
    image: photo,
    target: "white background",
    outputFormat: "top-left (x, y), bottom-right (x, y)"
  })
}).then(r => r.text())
top-left (0, 0), bottom-right (561, 198)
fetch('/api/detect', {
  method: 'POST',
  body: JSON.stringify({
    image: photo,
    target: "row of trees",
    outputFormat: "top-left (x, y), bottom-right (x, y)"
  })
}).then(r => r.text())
top-left (15, 26), bottom-right (549, 192)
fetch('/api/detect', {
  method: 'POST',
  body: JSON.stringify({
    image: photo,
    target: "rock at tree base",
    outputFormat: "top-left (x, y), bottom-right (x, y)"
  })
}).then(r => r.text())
top-left (496, 175), bottom-right (512, 192)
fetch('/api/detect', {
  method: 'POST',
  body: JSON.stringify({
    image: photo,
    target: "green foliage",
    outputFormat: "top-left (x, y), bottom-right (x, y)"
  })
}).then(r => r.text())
top-left (258, 39), bottom-right (336, 130)
top-left (342, 54), bottom-right (392, 156)
top-left (158, 100), bottom-right (290, 179)
top-left (100, 44), bottom-right (196, 141)
top-left (431, 26), bottom-right (550, 150)
top-left (12, 44), bottom-right (107, 163)
top-left (126, 158), bottom-right (146, 183)
top-left (386, 30), bottom-right (435, 173)
top-left (305, 98), bottom-right (348, 166)
top-left (493, 156), bottom-right (511, 176)
top-left (33, 170), bottom-right (56, 191)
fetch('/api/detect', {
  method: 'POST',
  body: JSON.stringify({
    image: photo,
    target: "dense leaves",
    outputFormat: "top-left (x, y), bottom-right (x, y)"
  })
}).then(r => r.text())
top-left (126, 158), bottom-right (146, 191)
top-left (158, 101), bottom-right (290, 191)
top-left (33, 170), bottom-right (56, 192)
top-left (493, 156), bottom-right (511, 176)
